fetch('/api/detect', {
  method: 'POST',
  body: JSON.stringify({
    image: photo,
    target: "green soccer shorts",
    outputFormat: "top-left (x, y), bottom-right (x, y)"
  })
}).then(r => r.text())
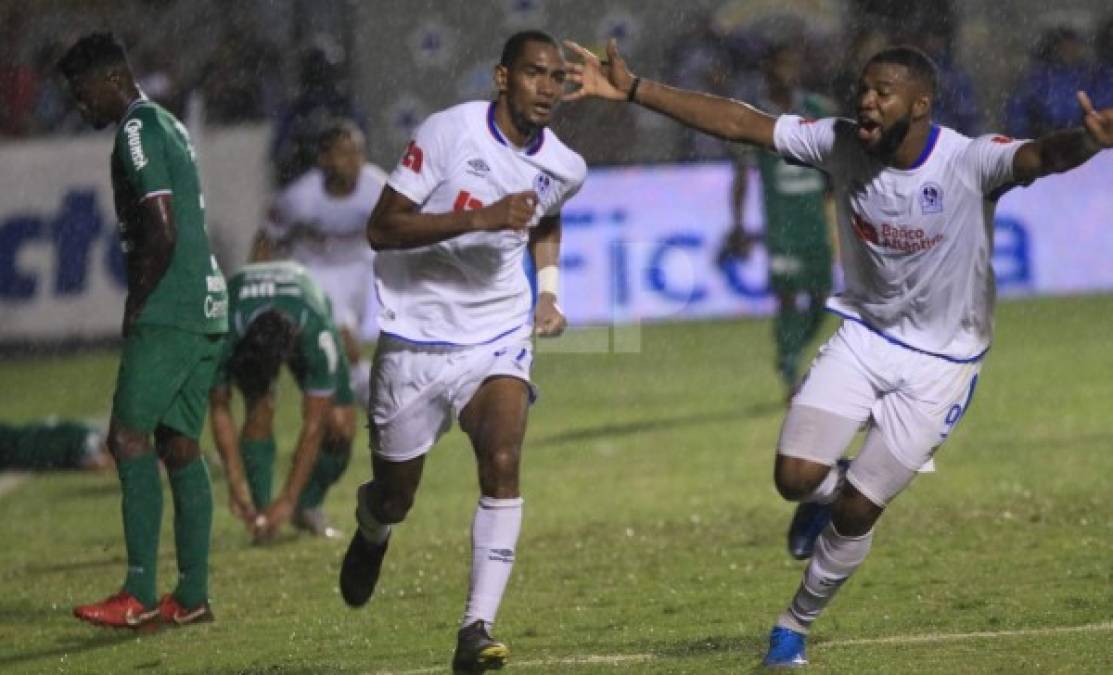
top-left (112, 325), bottom-right (225, 440)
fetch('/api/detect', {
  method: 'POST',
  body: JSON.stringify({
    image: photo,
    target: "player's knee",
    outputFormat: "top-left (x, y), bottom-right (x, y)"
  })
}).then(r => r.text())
top-left (774, 456), bottom-right (827, 502)
top-left (107, 424), bottom-right (151, 462)
top-left (369, 489), bottom-right (414, 524)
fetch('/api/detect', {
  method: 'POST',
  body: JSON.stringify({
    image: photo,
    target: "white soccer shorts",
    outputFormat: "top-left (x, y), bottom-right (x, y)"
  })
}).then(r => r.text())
top-left (368, 329), bottom-right (536, 462)
top-left (785, 319), bottom-right (982, 473)
top-left (305, 260), bottom-right (374, 335)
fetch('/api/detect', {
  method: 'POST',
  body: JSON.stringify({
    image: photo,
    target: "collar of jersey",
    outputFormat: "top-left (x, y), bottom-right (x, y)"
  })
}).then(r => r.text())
top-left (487, 101), bottom-right (544, 155)
top-left (907, 124), bottom-right (941, 170)
top-left (121, 95), bottom-right (152, 121)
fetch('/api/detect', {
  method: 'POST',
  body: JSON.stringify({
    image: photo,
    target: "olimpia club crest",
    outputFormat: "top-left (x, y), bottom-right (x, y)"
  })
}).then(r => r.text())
top-left (533, 170), bottom-right (556, 200)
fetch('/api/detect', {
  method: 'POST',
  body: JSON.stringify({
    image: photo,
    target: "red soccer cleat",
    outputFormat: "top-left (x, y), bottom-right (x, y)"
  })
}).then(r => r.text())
top-left (73, 590), bottom-right (159, 629)
top-left (157, 594), bottom-right (214, 626)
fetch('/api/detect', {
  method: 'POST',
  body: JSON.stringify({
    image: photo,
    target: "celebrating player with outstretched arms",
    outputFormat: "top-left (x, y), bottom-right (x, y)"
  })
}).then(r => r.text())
top-left (565, 37), bottom-right (1112, 668)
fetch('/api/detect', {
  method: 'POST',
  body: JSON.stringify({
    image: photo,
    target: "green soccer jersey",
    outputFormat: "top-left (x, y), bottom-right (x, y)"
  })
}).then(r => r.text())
top-left (215, 262), bottom-right (347, 397)
top-left (111, 98), bottom-right (227, 334)
top-left (742, 92), bottom-right (833, 260)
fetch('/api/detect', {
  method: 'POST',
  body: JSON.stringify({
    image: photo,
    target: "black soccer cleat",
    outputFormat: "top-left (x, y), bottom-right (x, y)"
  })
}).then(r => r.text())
top-left (452, 620), bottom-right (509, 674)
top-left (787, 500), bottom-right (833, 560)
top-left (339, 531), bottom-right (389, 608)
top-left (787, 458), bottom-right (849, 560)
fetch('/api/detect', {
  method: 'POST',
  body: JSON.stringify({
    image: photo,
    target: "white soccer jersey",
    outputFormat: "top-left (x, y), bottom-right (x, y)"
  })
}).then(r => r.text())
top-left (774, 116), bottom-right (1027, 360)
top-left (266, 163), bottom-right (387, 266)
top-left (377, 100), bottom-right (587, 345)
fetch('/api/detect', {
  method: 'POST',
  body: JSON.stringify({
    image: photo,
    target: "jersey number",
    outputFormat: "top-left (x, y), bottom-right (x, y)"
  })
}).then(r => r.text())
top-left (318, 331), bottom-right (338, 375)
top-left (453, 190), bottom-right (484, 211)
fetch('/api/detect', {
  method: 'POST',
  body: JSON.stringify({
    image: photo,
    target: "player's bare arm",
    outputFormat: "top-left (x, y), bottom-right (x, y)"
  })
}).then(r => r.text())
top-left (529, 214), bottom-right (566, 337)
top-left (367, 186), bottom-right (538, 250)
top-left (563, 38), bottom-right (777, 149)
top-left (1013, 91), bottom-right (1112, 183)
top-left (208, 386), bottom-right (256, 525)
top-left (123, 194), bottom-right (176, 336)
top-left (254, 394), bottom-right (329, 539)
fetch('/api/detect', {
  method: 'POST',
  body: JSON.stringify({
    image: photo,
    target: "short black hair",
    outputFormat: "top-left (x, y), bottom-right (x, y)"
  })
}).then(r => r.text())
top-left (57, 32), bottom-right (130, 80)
top-left (865, 45), bottom-right (938, 95)
top-left (228, 311), bottom-right (298, 397)
top-left (318, 118), bottom-right (363, 153)
top-left (499, 30), bottom-right (560, 68)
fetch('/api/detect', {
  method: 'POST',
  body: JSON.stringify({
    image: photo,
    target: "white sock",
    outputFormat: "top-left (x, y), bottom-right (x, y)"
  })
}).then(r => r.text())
top-left (777, 523), bottom-right (873, 634)
top-left (351, 359), bottom-right (372, 408)
top-left (355, 482), bottom-right (391, 545)
top-left (462, 496), bottom-right (523, 628)
top-left (805, 461), bottom-right (846, 505)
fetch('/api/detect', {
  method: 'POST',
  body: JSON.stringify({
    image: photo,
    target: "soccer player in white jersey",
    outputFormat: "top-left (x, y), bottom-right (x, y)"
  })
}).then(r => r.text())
top-left (253, 119), bottom-right (387, 405)
top-left (337, 30), bottom-right (586, 673)
top-left (565, 39), bottom-right (1113, 667)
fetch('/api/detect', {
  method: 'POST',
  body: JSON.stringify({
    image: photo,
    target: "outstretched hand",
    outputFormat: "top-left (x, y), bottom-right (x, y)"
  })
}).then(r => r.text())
top-left (563, 38), bottom-right (635, 103)
top-left (1078, 91), bottom-right (1113, 148)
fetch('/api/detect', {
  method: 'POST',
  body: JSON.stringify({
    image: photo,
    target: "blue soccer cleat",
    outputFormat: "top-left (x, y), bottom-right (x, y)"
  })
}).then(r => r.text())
top-left (786, 459), bottom-right (848, 560)
top-left (763, 625), bottom-right (808, 668)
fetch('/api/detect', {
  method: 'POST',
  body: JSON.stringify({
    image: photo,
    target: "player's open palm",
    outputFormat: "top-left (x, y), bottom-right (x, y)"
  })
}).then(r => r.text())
top-left (563, 38), bottom-right (633, 102)
top-left (1078, 91), bottom-right (1113, 147)
top-left (478, 191), bottom-right (538, 232)
top-left (534, 293), bottom-right (566, 337)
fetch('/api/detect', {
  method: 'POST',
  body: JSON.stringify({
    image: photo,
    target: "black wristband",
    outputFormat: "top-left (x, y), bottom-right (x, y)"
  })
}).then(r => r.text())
top-left (626, 76), bottom-right (641, 102)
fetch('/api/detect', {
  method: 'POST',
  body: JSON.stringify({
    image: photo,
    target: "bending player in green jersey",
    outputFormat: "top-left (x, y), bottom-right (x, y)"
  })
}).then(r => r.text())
top-left (209, 262), bottom-right (356, 542)
top-left (0, 419), bottom-right (111, 471)
top-left (60, 33), bottom-right (228, 629)
top-left (719, 43), bottom-right (834, 401)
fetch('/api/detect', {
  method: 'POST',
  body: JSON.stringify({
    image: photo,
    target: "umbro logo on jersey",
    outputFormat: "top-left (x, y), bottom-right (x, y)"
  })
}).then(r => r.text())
top-left (920, 182), bottom-right (944, 214)
top-left (466, 158), bottom-right (491, 176)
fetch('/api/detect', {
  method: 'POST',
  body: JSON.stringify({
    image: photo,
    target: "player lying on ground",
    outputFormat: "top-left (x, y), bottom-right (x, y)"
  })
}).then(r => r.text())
top-left (0, 419), bottom-right (111, 471)
top-left (209, 262), bottom-right (357, 541)
top-left (564, 37), bottom-right (1112, 668)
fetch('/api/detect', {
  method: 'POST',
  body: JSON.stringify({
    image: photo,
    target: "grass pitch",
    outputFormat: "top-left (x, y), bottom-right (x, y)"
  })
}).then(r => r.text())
top-left (1, 294), bottom-right (1111, 674)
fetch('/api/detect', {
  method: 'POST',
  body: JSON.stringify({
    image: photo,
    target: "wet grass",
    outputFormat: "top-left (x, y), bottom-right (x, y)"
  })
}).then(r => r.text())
top-left (1, 294), bottom-right (1111, 673)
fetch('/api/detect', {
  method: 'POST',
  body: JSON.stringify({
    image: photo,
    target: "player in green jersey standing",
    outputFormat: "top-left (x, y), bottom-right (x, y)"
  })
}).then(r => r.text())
top-left (720, 43), bottom-right (835, 401)
top-left (59, 33), bottom-right (228, 629)
top-left (208, 262), bottom-right (356, 541)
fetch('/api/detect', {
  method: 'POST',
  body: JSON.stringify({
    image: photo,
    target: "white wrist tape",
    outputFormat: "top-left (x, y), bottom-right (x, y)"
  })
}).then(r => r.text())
top-left (537, 265), bottom-right (559, 297)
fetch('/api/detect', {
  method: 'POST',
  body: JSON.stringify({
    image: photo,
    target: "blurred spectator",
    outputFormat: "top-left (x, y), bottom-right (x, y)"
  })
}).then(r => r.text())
top-left (1006, 27), bottom-right (1093, 139)
top-left (198, 25), bottom-right (284, 124)
top-left (132, 43), bottom-right (190, 119)
top-left (1090, 16), bottom-right (1113, 109)
top-left (31, 41), bottom-right (85, 135)
top-left (271, 36), bottom-right (366, 187)
top-left (0, 10), bottom-right (38, 137)
top-left (666, 14), bottom-right (737, 161)
top-left (914, 31), bottom-right (979, 134)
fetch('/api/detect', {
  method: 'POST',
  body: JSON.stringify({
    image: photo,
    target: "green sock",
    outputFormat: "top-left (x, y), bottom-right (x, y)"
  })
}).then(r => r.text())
top-left (118, 452), bottom-right (162, 608)
top-left (167, 457), bottom-right (213, 608)
top-left (241, 438), bottom-right (275, 509)
top-left (296, 440), bottom-right (351, 511)
top-left (775, 307), bottom-right (809, 387)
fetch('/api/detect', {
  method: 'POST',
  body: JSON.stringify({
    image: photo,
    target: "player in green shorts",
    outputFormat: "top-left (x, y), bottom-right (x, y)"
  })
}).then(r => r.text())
top-left (60, 33), bottom-right (228, 629)
top-left (209, 261), bottom-right (356, 542)
top-left (0, 419), bottom-right (111, 471)
top-left (720, 43), bottom-right (835, 400)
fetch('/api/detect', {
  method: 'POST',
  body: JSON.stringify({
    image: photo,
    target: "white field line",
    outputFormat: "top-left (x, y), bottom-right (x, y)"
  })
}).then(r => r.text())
top-left (373, 620), bottom-right (1113, 674)
top-left (826, 620), bottom-right (1113, 648)
top-left (0, 471), bottom-right (29, 499)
